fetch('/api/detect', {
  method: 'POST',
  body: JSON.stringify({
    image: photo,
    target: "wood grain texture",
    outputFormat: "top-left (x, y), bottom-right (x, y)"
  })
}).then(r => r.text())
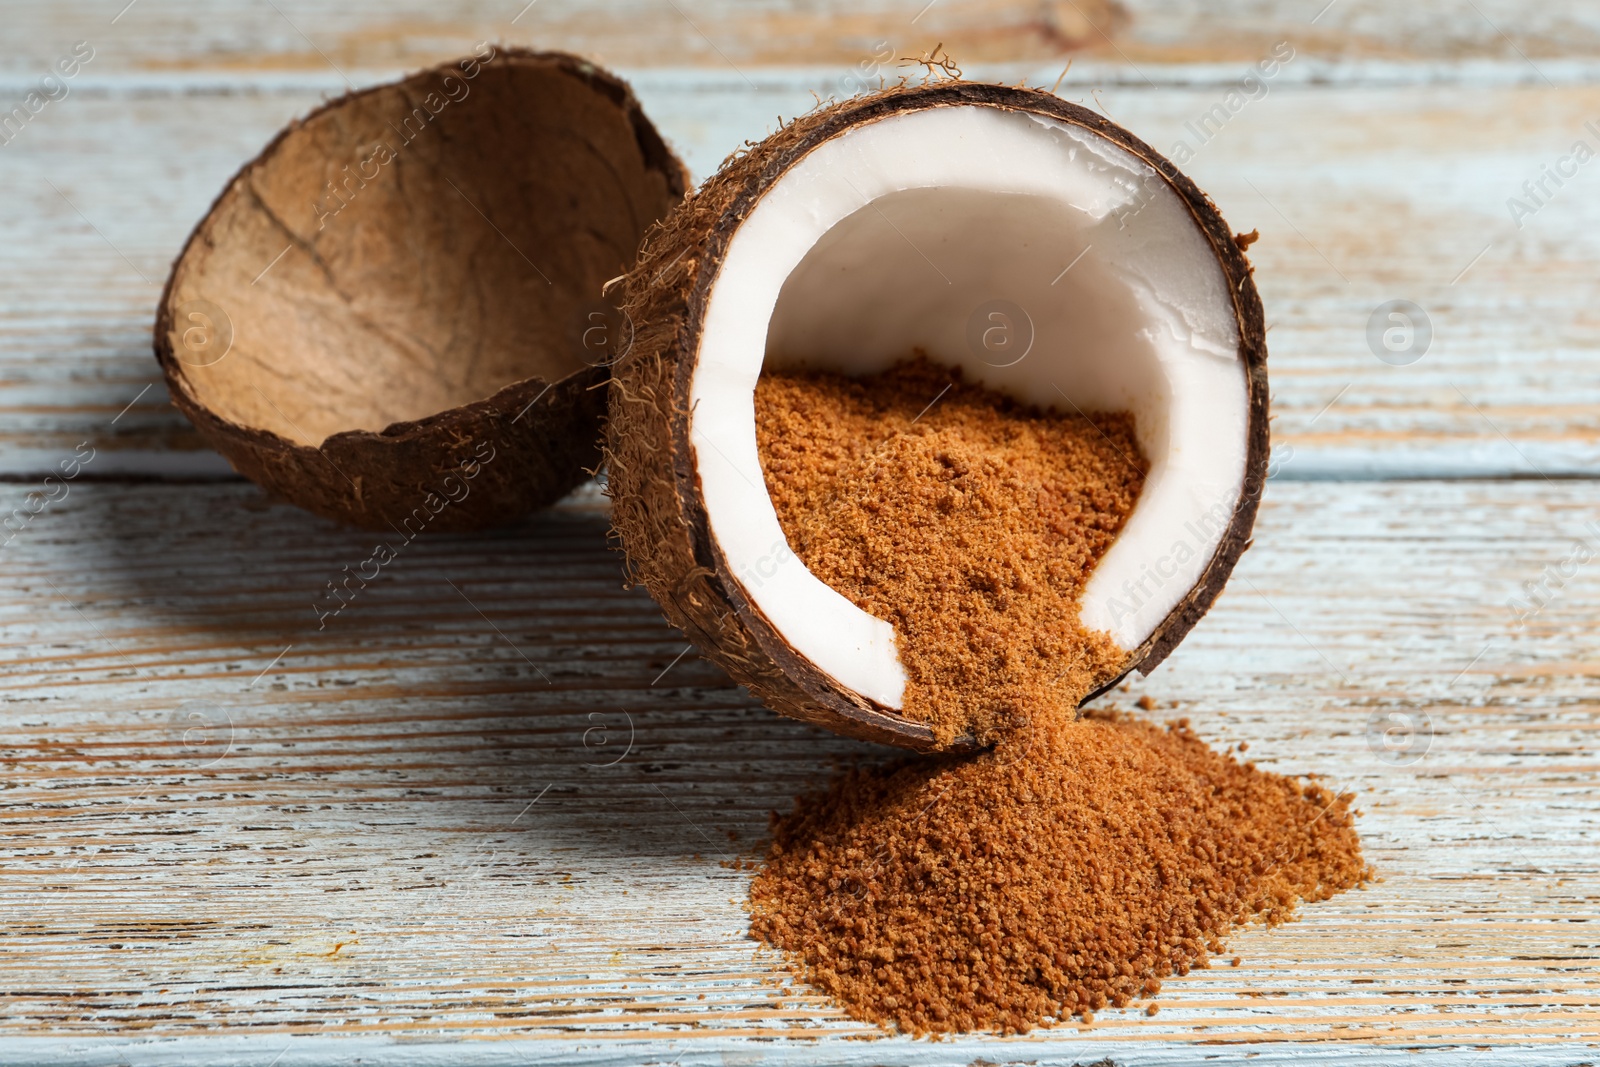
top-left (4, 76), bottom-right (1600, 479)
top-left (5, 0), bottom-right (1600, 77)
top-left (2, 480), bottom-right (1598, 1060)
top-left (4, 2), bottom-right (1600, 1061)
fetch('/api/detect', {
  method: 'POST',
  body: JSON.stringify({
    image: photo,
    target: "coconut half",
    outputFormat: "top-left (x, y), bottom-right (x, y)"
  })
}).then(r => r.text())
top-left (156, 49), bottom-right (687, 531)
top-left (607, 82), bottom-right (1268, 751)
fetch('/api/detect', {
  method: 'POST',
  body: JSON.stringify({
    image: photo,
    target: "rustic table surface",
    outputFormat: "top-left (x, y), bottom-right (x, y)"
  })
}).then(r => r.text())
top-left (4, 2), bottom-right (1599, 1064)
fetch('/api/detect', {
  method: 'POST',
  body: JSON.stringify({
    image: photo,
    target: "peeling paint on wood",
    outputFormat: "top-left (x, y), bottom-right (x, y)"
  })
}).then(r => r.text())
top-left (2, 482), bottom-right (1598, 1057)
top-left (4, 79), bottom-right (1600, 479)
top-left (3, 2), bottom-right (1599, 1060)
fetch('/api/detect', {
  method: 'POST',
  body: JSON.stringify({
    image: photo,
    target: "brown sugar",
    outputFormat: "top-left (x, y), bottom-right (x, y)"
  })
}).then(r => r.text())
top-left (754, 355), bottom-right (1146, 746)
top-left (749, 711), bottom-right (1371, 1035)
top-left (748, 354), bottom-right (1368, 1034)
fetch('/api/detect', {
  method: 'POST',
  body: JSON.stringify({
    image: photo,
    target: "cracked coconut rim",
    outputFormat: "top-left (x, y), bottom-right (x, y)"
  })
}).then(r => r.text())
top-left (606, 82), bottom-right (1268, 750)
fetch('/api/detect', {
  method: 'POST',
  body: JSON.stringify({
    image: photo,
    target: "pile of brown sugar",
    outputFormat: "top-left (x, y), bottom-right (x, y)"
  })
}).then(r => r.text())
top-left (749, 711), bottom-right (1371, 1035)
top-left (747, 355), bottom-right (1369, 1034)
top-left (754, 355), bottom-right (1147, 746)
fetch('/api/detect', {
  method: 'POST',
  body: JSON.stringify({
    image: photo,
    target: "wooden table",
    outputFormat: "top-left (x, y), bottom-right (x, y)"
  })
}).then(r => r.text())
top-left (3, 2), bottom-right (1599, 1063)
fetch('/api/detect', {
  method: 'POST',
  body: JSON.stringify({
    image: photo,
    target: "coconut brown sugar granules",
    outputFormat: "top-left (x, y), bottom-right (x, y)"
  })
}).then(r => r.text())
top-left (754, 356), bottom-right (1146, 746)
top-left (749, 711), bottom-right (1371, 1035)
top-left (748, 356), bottom-right (1368, 1033)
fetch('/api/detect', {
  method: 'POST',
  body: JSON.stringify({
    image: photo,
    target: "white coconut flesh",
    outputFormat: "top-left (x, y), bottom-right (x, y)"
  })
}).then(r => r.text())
top-left (688, 104), bottom-right (1249, 711)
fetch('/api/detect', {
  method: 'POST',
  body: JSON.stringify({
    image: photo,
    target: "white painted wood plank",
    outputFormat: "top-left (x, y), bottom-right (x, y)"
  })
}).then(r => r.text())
top-left (5, 77), bottom-right (1600, 478)
top-left (4, 0), bottom-right (1600, 80)
top-left (2, 479), bottom-right (1598, 1055)
top-left (0, 1035), bottom-right (1587, 1066)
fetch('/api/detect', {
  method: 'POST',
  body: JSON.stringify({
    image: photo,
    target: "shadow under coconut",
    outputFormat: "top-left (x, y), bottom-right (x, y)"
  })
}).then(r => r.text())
top-left (62, 479), bottom-right (878, 861)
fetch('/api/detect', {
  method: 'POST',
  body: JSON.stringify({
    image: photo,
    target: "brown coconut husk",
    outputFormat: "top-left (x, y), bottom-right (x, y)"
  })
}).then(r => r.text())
top-left (605, 81), bottom-right (1269, 752)
top-left (156, 48), bottom-right (688, 531)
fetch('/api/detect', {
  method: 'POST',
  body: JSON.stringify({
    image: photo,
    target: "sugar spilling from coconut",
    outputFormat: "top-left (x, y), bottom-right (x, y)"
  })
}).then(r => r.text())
top-left (746, 355), bottom-right (1370, 1033)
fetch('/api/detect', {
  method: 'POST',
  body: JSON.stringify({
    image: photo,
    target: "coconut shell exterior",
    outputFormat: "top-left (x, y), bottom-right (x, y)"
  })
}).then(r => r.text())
top-left (606, 82), bottom-right (1270, 752)
top-left (156, 50), bottom-right (688, 532)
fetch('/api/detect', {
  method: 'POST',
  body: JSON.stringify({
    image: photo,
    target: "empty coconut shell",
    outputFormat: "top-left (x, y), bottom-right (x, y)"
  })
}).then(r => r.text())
top-left (156, 48), bottom-right (688, 531)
